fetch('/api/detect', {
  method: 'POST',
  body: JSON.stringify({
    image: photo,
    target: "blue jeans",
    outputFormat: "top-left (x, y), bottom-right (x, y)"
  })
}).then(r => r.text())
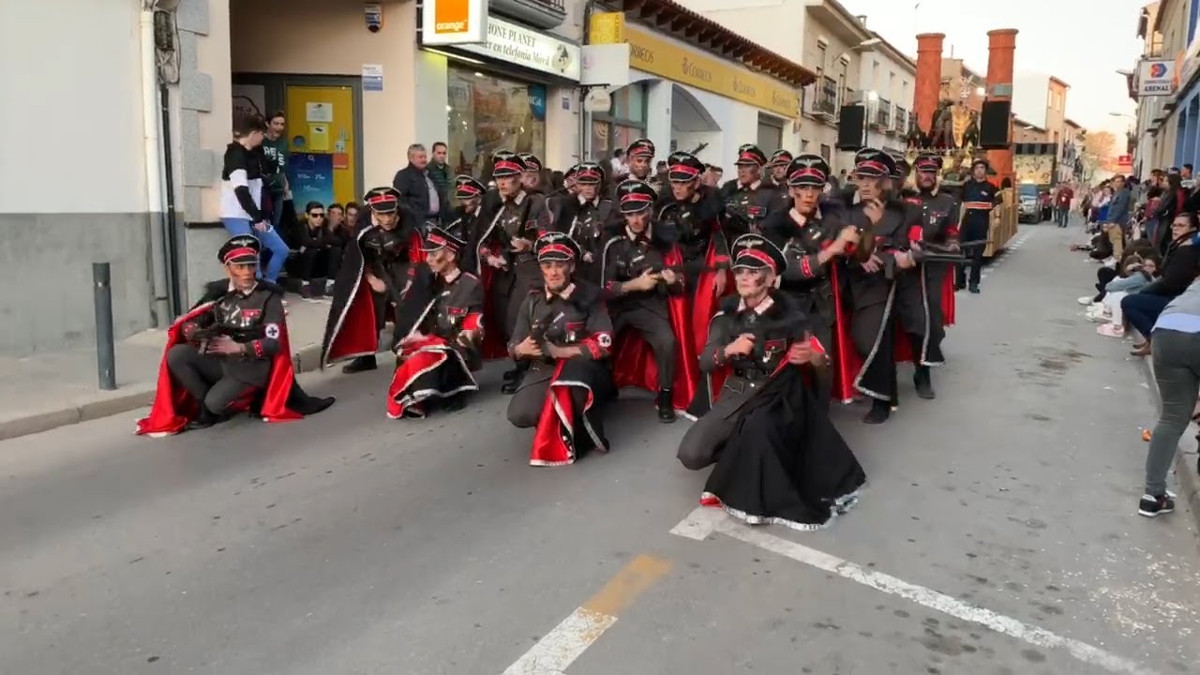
top-left (221, 217), bottom-right (290, 283)
top-left (1122, 293), bottom-right (1173, 339)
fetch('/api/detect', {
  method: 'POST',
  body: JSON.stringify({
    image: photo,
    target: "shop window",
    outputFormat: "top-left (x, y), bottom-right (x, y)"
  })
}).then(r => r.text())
top-left (591, 82), bottom-right (648, 164)
top-left (447, 67), bottom-right (547, 177)
top-left (820, 144), bottom-right (831, 161)
top-left (757, 113), bottom-right (783, 151)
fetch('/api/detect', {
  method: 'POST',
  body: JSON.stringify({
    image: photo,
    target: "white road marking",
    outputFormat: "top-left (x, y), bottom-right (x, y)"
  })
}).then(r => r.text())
top-left (670, 508), bottom-right (1156, 675)
top-left (502, 607), bottom-right (617, 675)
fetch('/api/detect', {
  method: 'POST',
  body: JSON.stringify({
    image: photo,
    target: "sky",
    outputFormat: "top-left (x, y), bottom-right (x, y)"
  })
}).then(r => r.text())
top-left (837, 0), bottom-right (1144, 136)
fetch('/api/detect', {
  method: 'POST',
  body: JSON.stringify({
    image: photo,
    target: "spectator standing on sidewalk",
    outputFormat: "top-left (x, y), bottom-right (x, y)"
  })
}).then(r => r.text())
top-left (1139, 274), bottom-right (1200, 517)
top-left (428, 142), bottom-right (452, 198)
top-left (220, 114), bottom-right (291, 283)
top-left (392, 143), bottom-right (445, 228)
top-left (261, 111), bottom-right (291, 230)
top-left (1103, 175), bottom-right (1133, 260)
top-left (1054, 183), bottom-right (1073, 228)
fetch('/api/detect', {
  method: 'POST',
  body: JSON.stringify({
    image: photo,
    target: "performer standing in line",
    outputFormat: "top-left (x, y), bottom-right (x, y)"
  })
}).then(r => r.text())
top-left (675, 234), bottom-right (865, 532)
top-left (473, 152), bottom-right (553, 393)
top-left (561, 161), bottom-right (618, 285)
top-left (912, 153), bottom-right (961, 342)
top-left (386, 226), bottom-right (485, 419)
top-left (505, 232), bottom-right (615, 466)
top-left (447, 175), bottom-right (487, 273)
top-left (658, 152), bottom-right (731, 351)
top-left (957, 158), bottom-right (999, 294)
top-left (321, 186), bottom-right (426, 374)
top-left (843, 148), bottom-right (919, 424)
top-left (622, 138), bottom-right (662, 194)
top-left (138, 236), bottom-right (335, 436)
top-left (763, 149), bottom-right (794, 189)
top-left (763, 154), bottom-right (860, 407)
top-left (719, 144), bottom-right (782, 237)
top-left (602, 179), bottom-right (698, 422)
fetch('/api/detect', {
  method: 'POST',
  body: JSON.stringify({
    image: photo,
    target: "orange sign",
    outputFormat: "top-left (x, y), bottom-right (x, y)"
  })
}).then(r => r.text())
top-left (435, 0), bottom-right (469, 34)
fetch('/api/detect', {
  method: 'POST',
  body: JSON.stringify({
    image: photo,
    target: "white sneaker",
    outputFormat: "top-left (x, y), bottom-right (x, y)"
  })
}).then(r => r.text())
top-left (1101, 257), bottom-right (1117, 268)
top-left (1078, 295), bottom-right (1094, 306)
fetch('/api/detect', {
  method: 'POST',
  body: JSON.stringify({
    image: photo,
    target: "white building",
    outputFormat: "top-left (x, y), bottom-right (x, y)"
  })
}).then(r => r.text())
top-left (857, 33), bottom-right (916, 157)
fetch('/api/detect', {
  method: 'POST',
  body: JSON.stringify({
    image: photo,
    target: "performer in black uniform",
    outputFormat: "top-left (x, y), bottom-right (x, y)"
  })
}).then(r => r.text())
top-left (138, 236), bottom-right (335, 435)
top-left (602, 179), bottom-right (690, 422)
top-left (563, 161), bottom-right (618, 284)
top-left (844, 148), bottom-right (921, 424)
top-left (473, 152), bottom-right (553, 393)
top-left (676, 234), bottom-right (865, 530)
top-left (719, 144), bottom-right (782, 237)
top-left (957, 158), bottom-right (999, 293)
top-left (765, 149), bottom-right (794, 188)
top-left (763, 155), bottom-right (860, 408)
top-left (623, 138), bottom-right (662, 194)
top-left (386, 226), bottom-right (485, 418)
top-left (506, 232), bottom-right (615, 466)
top-left (447, 175), bottom-right (487, 273)
top-left (322, 186), bottom-right (426, 374)
top-left (912, 153), bottom-right (960, 370)
top-left (519, 153), bottom-right (546, 194)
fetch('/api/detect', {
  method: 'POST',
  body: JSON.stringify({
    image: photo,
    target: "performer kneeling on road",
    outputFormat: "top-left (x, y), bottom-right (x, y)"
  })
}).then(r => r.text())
top-left (137, 235), bottom-right (335, 436)
top-left (676, 234), bottom-right (866, 530)
top-left (506, 232), bottom-right (616, 466)
top-left (321, 186), bottom-right (426, 374)
top-left (602, 179), bottom-right (699, 422)
top-left (386, 226), bottom-right (485, 419)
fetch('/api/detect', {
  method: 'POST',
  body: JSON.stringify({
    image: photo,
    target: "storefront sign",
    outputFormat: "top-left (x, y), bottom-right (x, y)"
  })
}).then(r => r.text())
top-left (589, 12), bottom-right (625, 45)
top-left (457, 17), bottom-right (580, 81)
top-left (362, 64), bottom-right (384, 92)
top-left (421, 0), bottom-right (488, 45)
top-left (1137, 58), bottom-right (1177, 97)
top-left (594, 26), bottom-right (799, 118)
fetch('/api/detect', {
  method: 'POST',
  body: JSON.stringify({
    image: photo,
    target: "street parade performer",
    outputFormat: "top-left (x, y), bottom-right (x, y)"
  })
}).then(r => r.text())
top-left (843, 148), bottom-right (934, 424)
top-left (506, 232), bottom-right (615, 466)
top-left (719, 144), bottom-right (783, 238)
top-left (601, 179), bottom-right (699, 422)
top-left (956, 158), bottom-right (999, 294)
top-left (321, 186), bottom-right (426, 374)
top-left (472, 151), bottom-right (552, 393)
top-left (659, 151), bottom-right (731, 353)
top-left (386, 226), bottom-right (485, 419)
top-left (763, 154), bottom-right (861, 407)
top-left (676, 234), bottom-right (866, 530)
top-left (558, 161), bottom-right (617, 285)
top-left (447, 174), bottom-right (487, 274)
top-left (763, 149), bottom-right (794, 189)
top-left (912, 153), bottom-right (961, 332)
top-left (622, 138), bottom-right (662, 194)
top-left (137, 236), bottom-right (335, 436)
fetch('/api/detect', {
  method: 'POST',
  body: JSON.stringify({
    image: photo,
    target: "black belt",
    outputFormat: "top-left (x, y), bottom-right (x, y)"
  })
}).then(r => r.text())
top-left (732, 368), bottom-right (770, 382)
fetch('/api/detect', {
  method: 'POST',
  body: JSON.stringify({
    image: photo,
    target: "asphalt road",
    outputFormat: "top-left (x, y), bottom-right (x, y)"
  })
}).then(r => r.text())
top-left (3, 223), bottom-right (1198, 675)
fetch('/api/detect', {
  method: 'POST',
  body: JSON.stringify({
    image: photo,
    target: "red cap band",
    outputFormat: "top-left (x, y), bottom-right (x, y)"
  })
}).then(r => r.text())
top-left (539, 243), bottom-right (575, 259)
top-left (495, 160), bottom-right (522, 174)
top-left (789, 167), bottom-right (826, 182)
top-left (367, 194), bottom-right (398, 206)
top-left (224, 247), bottom-right (258, 263)
top-left (736, 248), bottom-right (777, 271)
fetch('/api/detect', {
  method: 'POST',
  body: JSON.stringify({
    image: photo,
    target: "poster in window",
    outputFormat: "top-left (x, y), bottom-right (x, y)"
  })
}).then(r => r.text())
top-left (288, 153), bottom-right (335, 210)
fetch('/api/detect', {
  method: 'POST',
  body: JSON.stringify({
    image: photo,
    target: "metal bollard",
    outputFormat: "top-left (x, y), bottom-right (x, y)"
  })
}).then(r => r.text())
top-left (93, 262), bottom-right (117, 391)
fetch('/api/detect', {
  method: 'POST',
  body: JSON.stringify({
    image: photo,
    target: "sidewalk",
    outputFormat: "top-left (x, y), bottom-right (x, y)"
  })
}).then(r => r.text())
top-left (0, 296), bottom-right (338, 441)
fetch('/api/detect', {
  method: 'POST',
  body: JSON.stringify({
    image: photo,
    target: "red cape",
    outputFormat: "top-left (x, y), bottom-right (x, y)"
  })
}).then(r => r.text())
top-left (610, 246), bottom-right (700, 411)
top-left (941, 224), bottom-right (958, 326)
top-left (530, 361), bottom-right (601, 466)
top-left (135, 302), bottom-right (302, 436)
top-left (828, 262), bottom-right (861, 403)
top-left (324, 231), bottom-right (425, 364)
top-left (690, 238), bottom-right (733, 355)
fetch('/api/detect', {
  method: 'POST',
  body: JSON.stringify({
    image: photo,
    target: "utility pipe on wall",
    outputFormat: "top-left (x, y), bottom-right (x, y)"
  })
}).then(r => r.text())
top-left (141, 4), bottom-right (171, 327)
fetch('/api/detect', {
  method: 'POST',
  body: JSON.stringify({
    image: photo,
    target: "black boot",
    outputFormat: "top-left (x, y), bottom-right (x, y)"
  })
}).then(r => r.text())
top-left (913, 366), bottom-right (936, 400)
top-left (968, 283), bottom-right (980, 294)
top-left (501, 362), bottom-right (528, 394)
top-left (186, 407), bottom-right (220, 431)
top-left (342, 354), bottom-right (378, 374)
top-left (863, 399), bottom-right (891, 425)
top-left (656, 389), bottom-right (676, 423)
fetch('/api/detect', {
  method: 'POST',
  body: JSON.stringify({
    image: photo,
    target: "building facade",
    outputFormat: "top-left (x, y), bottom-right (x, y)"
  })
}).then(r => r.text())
top-left (586, 0), bottom-right (813, 174)
top-left (676, 0), bottom-right (874, 174)
top-left (1011, 72), bottom-right (1069, 148)
top-left (1132, 0), bottom-right (1195, 174)
top-left (858, 33), bottom-right (916, 156)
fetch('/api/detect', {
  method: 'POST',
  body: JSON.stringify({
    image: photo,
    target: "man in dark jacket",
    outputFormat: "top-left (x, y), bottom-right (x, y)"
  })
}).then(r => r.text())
top-left (392, 143), bottom-right (446, 227)
top-left (1104, 175), bottom-right (1133, 259)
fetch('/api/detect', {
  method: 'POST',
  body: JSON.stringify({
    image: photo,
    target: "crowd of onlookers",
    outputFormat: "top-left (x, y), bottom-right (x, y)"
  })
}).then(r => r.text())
top-left (1068, 164), bottom-right (1200, 519)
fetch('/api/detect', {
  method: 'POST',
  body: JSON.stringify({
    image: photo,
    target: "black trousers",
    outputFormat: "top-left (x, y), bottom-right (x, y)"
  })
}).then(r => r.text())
top-left (300, 245), bottom-right (343, 282)
top-left (956, 223), bottom-right (988, 288)
top-left (166, 344), bottom-right (259, 415)
top-left (1095, 267), bottom-right (1119, 300)
top-left (613, 304), bottom-right (677, 388)
top-left (677, 380), bottom-right (754, 470)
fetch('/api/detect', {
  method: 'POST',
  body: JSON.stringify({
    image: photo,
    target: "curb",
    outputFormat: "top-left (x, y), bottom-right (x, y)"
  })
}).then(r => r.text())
top-left (1134, 357), bottom-right (1200, 532)
top-left (0, 342), bottom-right (339, 443)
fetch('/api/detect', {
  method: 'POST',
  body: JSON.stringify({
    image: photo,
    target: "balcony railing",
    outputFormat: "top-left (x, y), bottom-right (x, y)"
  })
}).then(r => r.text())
top-left (875, 99), bottom-right (891, 127)
top-left (894, 107), bottom-right (908, 132)
top-left (815, 77), bottom-right (837, 115)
